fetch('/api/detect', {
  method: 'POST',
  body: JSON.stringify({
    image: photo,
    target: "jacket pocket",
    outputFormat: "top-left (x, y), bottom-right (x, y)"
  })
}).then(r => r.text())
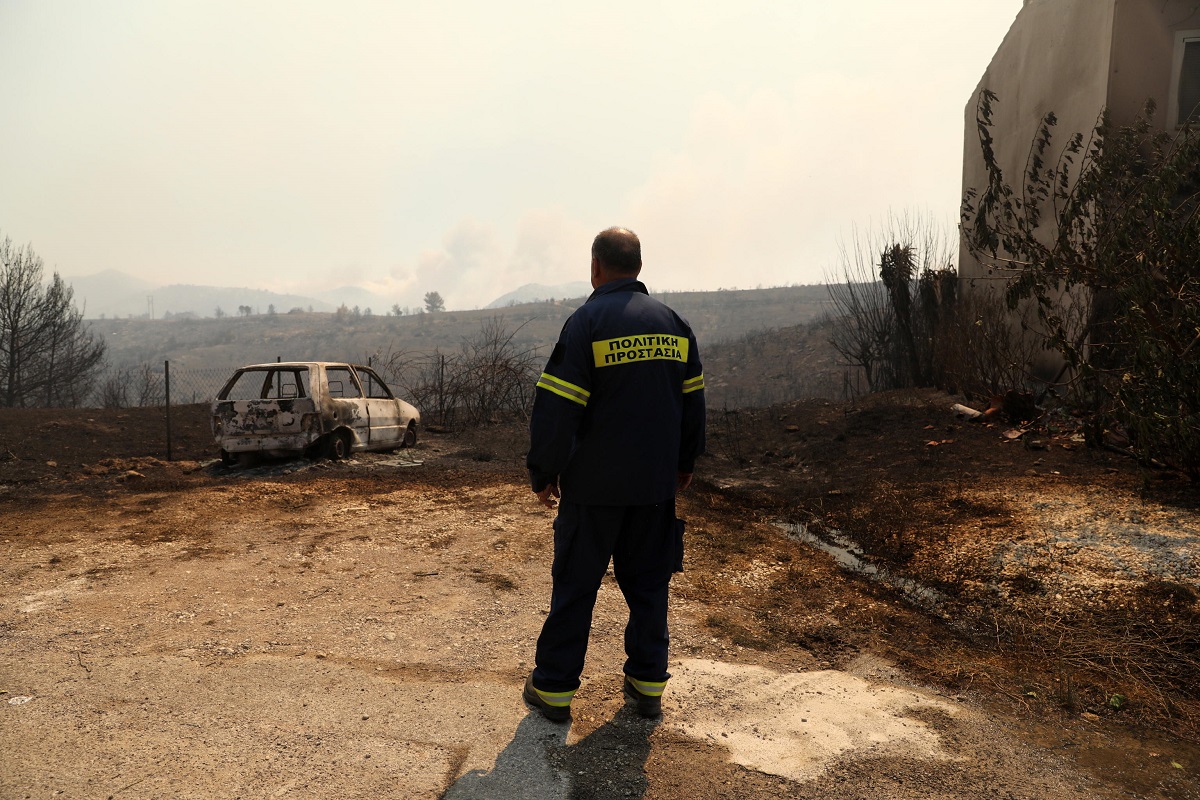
top-left (672, 518), bottom-right (685, 573)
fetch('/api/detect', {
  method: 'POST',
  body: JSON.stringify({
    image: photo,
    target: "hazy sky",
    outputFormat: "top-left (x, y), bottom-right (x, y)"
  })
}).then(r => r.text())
top-left (0, 1), bottom-right (1023, 310)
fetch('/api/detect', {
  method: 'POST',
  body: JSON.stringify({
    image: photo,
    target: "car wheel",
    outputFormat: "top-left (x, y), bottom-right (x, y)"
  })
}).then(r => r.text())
top-left (325, 431), bottom-right (351, 461)
top-left (403, 422), bottom-right (418, 448)
top-left (220, 449), bottom-right (234, 466)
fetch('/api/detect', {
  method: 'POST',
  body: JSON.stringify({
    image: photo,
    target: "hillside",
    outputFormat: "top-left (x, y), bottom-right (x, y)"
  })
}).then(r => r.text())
top-left (89, 285), bottom-right (842, 408)
top-left (702, 318), bottom-right (845, 407)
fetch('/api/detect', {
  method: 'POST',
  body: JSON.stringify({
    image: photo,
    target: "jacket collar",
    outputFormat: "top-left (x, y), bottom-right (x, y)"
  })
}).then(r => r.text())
top-left (586, 277), bottom-right (648, 303)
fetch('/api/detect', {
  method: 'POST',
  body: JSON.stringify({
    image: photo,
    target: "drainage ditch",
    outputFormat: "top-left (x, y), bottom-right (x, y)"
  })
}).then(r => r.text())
top-left (776, 521), bottom-right (950, 616)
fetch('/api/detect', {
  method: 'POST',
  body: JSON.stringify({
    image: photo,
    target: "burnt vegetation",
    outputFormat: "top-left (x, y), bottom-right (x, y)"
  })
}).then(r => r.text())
top-left (805, 96), bottom-right (1200, 736)
top-left (368, 317), bottom-right (542, 430)
top-left (963, 92), bottom-right (1200, 479)
top-left (0, 234), bottom-right (106, 407)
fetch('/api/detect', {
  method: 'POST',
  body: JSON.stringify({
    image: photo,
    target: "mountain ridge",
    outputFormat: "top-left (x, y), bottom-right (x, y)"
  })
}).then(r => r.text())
top-left (64, 271), bottom-right (596, 319)
top-left (485, 281), bottom-right (592, 308)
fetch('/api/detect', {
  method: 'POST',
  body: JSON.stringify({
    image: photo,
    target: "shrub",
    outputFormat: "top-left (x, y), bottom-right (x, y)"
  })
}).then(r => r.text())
top-left (962, 92), bottom-right (1200, 477)
top-left (825, 213), bottom-right (964, 393)
top-left (371, 317), bottom-right (539, 429)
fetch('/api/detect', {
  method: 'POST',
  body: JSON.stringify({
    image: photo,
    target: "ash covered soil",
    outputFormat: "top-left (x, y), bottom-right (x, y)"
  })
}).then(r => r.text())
top-left (0, 391), bottom-right (1198, 800)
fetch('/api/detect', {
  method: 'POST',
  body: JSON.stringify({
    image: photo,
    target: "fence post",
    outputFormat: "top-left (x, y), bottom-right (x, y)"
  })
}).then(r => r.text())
top-left (164, 360), bottom-right (173, 461)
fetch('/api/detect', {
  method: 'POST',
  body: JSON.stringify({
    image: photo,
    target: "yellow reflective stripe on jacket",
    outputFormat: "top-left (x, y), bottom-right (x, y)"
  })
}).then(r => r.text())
top-left (626, 677), bottom-right (667, 697)
top-left (592, 334), bottom-right (689, 368)
top-left (533, 687), bottom-right (576, 707)
top-left (536, 373), bottom-right (590, 406)
top-left (682, 373), bottom-right (705, 394)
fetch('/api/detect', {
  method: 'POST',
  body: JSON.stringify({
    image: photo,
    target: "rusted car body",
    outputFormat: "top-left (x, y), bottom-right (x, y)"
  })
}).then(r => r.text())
top-left (212, 362), bottom-right (419, 463)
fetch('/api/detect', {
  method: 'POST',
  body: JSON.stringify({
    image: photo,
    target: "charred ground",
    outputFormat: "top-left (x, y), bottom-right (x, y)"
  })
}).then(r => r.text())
top-left (1, 391), bottom-right (1198, 798)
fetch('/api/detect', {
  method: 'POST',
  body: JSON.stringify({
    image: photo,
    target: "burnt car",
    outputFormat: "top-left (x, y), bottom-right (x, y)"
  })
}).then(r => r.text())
top-left (212, 362), bottom-right (420, 464)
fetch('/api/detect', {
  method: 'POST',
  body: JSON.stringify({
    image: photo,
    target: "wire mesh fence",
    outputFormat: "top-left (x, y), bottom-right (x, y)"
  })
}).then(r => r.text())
top-left (87, 363), bottom-right (236, 409)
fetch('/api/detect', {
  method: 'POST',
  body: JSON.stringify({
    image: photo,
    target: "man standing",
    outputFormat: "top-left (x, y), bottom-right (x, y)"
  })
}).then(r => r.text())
top-left (523, 227), bottom-right (706, 722)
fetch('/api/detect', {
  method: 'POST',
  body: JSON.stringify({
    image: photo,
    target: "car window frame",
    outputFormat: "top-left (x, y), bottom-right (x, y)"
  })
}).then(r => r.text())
top-left (324, 365), bottom-right (364, 399)
top-left (354, 365), bottom-right (396, 400)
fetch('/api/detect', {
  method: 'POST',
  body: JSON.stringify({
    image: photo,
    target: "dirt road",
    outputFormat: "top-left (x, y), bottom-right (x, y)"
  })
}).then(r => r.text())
top-left (1, 399), bottom-right (1197, 798)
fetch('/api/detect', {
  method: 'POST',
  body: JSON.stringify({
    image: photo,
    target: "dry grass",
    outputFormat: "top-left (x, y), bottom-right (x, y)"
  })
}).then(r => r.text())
top-left (989, 606), bottom-right (1200, 736)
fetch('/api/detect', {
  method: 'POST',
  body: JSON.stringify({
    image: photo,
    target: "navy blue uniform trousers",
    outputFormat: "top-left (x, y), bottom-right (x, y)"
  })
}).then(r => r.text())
top-left (532, 499), bottom-right (677, 693)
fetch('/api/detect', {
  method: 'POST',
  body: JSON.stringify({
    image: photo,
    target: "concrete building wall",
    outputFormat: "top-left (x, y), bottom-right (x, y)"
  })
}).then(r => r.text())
top-left (959, 0), bottom-right (1116, 283)
top-left (961, 0), bottom-right (1200, 282)
top-left (956, 0), bottom-right (1198, 383)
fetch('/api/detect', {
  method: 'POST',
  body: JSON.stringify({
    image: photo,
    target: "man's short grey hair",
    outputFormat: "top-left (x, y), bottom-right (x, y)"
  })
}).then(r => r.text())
top-left (592, 228), bottom-right (642, 274)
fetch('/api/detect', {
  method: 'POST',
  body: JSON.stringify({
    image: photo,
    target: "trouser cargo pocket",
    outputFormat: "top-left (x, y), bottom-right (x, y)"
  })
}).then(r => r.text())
top-left (672, 518), bottom-right (685, 573)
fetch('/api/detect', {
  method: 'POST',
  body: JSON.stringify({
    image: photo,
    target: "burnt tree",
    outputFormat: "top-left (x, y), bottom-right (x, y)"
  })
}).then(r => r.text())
top-left (0, 235), bottom-right (106, 407)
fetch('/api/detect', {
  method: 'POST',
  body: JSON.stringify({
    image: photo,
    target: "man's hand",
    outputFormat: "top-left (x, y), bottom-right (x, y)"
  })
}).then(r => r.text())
top-left (535, 482), bottom-right (560, 510)
top-left (676, 472), bottom-right (693, 492)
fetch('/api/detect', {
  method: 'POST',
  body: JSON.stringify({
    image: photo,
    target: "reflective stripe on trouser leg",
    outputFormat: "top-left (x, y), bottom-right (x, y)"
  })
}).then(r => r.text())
top-left (530, 685), bottom-right (576, 708)
top-left (626, 677), bottom-right (668, 697)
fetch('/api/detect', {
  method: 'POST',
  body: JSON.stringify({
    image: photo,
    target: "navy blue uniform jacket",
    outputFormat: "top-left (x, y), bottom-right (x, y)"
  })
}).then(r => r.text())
top-left (527, 278), bottom-right (706, 507)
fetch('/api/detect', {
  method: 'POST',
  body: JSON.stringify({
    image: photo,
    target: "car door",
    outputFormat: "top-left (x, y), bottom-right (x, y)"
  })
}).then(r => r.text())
top-left (354, 365), bottom-right (403, 448)
top-left (322, 364), bottom-right (371, 450)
